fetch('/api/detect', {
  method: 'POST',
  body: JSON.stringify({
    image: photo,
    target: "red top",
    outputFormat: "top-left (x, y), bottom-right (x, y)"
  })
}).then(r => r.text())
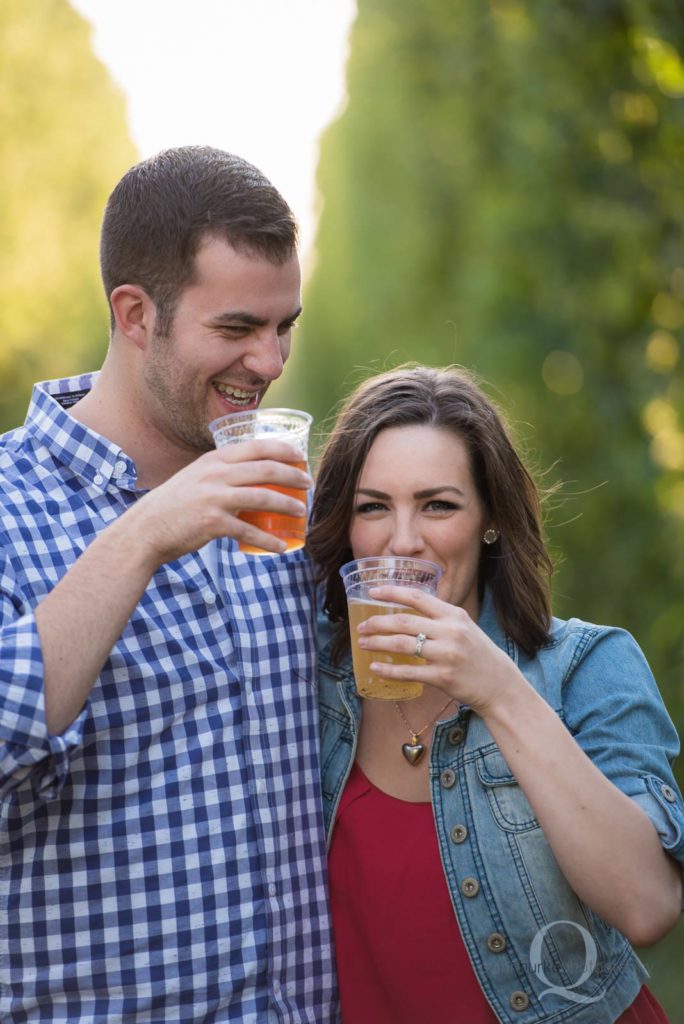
top-left (328, 762), bottom-right (669, 1024)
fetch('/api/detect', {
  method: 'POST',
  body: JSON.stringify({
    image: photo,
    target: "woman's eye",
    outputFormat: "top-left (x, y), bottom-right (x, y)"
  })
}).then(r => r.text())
top-left (425, 500), bottom-right (458, 513)
top-left (355, 502), bottom-right (387, 514)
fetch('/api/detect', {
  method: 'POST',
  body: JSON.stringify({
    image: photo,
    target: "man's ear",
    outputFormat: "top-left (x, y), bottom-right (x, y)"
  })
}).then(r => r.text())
top-left (110, 284), bottom-right (156, 350)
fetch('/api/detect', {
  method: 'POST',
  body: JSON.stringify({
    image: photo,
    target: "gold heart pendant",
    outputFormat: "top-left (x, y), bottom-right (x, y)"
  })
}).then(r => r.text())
top-left (401, 741), bottom-right (425, 766)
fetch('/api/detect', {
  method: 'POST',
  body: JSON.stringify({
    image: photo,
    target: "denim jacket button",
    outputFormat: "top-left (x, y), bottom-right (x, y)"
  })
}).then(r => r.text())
top-left (486, 932), bottom-right (507, 953)
top-left (447, 725), bottom-right (465, 745)
top-left (440, 769), bottom-right (457, 789)
top-left (461, 877), bottom-right (480, 898)
top-left (450, 824), bottom-right (468, 844)
top-left (509, 991), bottom-right (530, 1011)
top-left (660, 784), bottom-right (677, 803)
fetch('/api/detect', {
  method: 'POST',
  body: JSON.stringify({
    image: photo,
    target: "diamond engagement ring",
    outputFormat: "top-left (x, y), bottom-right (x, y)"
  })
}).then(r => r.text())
top-left (414, 632), bottom-right (428, 658)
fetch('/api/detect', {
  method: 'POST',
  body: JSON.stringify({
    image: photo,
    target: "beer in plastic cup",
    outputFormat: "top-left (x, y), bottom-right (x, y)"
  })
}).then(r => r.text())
top-left (209, 408), bottom-right (312, 555)
top-left (339, 556), bottom-right (443, 700)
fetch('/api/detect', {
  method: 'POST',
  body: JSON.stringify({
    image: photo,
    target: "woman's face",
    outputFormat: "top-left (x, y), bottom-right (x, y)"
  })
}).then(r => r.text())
top-left (348, 424), bottom-right (490, 619)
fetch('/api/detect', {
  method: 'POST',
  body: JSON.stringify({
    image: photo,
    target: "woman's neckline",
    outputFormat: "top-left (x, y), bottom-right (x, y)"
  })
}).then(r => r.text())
top-left (353, 760), bottom-right (432, 806)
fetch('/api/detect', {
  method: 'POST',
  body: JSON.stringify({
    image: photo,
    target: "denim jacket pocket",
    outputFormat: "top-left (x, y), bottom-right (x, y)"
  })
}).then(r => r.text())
top-left (477, 748), bottom-right (540, 833)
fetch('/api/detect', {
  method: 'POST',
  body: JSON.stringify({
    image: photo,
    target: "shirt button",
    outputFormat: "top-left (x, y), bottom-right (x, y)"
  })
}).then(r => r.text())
top-left (487, 932), bottom-right (507, 953)
top-left (450, 824), bottom-right (468, 844)
top-left (509, 991), bottom-right (530, 1011)
top-left (273, 980), bottom-right (281, 994)
top-left (93, 473), bottom-right (104, 486)
top-left (660, 784), bottom-right (677, 803)
top-left (113, 460), bottom-right (127, 477)
top-left (447, 725), bottom-right (466, 745)
top-left (461, 877), bottom-right (480, 898)
top-left (204, 591), bottom-right (217, 604)
top-left (269, 883), bottom-right (277, 897)
top-left (440, 769), bottom-right (457, 789)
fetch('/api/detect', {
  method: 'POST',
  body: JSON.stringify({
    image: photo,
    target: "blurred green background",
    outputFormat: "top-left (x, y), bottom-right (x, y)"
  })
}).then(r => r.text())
top-left (2, 0), bottom-right (683, 1015)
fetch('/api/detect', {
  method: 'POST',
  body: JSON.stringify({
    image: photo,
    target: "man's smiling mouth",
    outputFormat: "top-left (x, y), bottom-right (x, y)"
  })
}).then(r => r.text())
top-left (212, 382), bottom-right (261, 407)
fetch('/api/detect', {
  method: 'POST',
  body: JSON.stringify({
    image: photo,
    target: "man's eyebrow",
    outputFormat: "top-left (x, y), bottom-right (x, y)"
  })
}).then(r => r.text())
top-left (209, 311), bottom-right (268, 327)
top-left (283, 306), bottom-right (303, 324)
top-left (208, 306), bottom-right (302, 328)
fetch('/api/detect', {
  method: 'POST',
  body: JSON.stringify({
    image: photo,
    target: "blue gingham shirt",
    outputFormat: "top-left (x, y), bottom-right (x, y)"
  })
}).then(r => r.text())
top-left (0, 374), bottom-right (338, 1023)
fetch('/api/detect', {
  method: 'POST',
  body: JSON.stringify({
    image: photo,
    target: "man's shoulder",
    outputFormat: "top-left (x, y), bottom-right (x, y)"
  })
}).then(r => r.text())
top-left (0, 421), bottom-right (28, 450)
top-left (0, 424), bottom-right (36, 485)
top-left (0, 413), bottom-right (67, 525)
top-left (0, 447), bottom-right (48, 544)
top-left (0, 371), bottom-right (98, 490)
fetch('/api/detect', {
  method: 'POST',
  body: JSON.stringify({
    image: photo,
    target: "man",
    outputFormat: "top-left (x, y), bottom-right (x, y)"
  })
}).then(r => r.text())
top-left (0, 147), bottom-right (337, 1022)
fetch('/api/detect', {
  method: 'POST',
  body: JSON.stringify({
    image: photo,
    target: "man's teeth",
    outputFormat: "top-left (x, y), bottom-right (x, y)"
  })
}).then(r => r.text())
top-left (213, 383), bottom-right (257, 406)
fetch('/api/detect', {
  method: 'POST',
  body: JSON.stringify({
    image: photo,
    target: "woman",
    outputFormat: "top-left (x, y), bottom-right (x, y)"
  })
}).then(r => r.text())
top-left (308, 365), bottom-right (683, 1024)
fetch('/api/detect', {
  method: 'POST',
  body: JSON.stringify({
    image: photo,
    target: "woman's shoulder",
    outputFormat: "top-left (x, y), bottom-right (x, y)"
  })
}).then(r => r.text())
top-left (538, 611), bottom-right (664, 718)
top-left (546, 611), bottom-right (641, 656)
top-left (525, 612), bottom-right (656, 700)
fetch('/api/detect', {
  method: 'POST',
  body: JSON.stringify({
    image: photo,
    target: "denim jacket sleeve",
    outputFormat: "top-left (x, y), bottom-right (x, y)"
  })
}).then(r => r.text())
top-left (558, 622), bottom-right (684, 870)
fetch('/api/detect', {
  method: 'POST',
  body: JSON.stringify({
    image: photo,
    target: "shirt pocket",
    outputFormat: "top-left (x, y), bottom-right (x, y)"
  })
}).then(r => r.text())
top-left (477, 748), bottom-right (540, 833)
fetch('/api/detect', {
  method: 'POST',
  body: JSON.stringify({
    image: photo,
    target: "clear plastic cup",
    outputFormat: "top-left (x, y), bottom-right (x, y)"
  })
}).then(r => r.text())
top-left (209, 407), bottom-right (312, 555)
top-left (339, 556), bottom-right (443, 700)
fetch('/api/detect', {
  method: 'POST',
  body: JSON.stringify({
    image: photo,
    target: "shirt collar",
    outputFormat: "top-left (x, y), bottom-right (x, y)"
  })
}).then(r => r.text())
top-left (24, 373), bottom-right (138, 491)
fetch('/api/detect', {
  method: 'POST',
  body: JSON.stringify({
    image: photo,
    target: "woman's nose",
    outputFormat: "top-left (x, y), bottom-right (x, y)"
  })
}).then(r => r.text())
top-left (388, 517), bottom-right (425, 557)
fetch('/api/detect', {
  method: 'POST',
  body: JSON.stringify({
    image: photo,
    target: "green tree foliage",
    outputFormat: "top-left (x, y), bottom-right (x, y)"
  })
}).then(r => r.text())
top-left (292, 2), bottom-right (684, 1011)
top-left (0, 0), bottom-right (137, 431)
top-left (294, 0), bottom-right (683, 723)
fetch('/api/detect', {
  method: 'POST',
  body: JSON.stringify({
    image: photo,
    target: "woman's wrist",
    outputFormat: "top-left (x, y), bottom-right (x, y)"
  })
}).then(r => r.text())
top-left (475, 663), bottom-right (541, 727)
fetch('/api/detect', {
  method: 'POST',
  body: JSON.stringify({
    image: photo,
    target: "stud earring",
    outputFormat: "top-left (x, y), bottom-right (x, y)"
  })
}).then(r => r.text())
top-left (482, 528), bottom-right (500, 545)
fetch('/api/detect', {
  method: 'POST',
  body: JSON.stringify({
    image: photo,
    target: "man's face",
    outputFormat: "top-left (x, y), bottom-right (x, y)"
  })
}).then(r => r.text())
top-left (143, 236), bottom-right (302, 454)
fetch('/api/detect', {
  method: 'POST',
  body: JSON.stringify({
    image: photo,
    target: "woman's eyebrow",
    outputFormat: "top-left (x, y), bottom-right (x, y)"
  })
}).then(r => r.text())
top-left (355, 486), bottom-right (466, 499)
top-left (414, 486), bottom-right (465, 499)
top-left (355, 488), bottom-right (390, 498)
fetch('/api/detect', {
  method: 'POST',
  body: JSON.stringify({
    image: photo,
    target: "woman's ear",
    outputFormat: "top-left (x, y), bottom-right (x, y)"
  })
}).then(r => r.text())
top-left (109, 284), bottom-right (156, 350)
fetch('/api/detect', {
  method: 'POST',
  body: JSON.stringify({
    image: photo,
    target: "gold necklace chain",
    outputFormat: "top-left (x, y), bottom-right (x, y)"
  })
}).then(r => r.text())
top-left (394, 696), bottom-right (455, 742)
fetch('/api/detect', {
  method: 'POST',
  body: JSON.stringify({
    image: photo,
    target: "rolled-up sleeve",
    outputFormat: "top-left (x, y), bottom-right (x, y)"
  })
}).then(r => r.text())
top-left (561, 626), bottom-right (684, 876)
top-left (0, 568), bottom-right (87, 801)
top-left (631, 774), bottom-right (683, 854)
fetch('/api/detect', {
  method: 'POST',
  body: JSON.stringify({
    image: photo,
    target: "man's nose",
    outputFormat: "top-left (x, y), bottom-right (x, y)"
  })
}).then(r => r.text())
top-left (243, 330), bottom-right (286, 382)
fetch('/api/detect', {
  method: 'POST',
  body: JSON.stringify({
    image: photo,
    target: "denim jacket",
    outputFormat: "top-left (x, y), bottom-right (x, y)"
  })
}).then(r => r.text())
top-left (318, 592), bottom-right (684, 1024)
